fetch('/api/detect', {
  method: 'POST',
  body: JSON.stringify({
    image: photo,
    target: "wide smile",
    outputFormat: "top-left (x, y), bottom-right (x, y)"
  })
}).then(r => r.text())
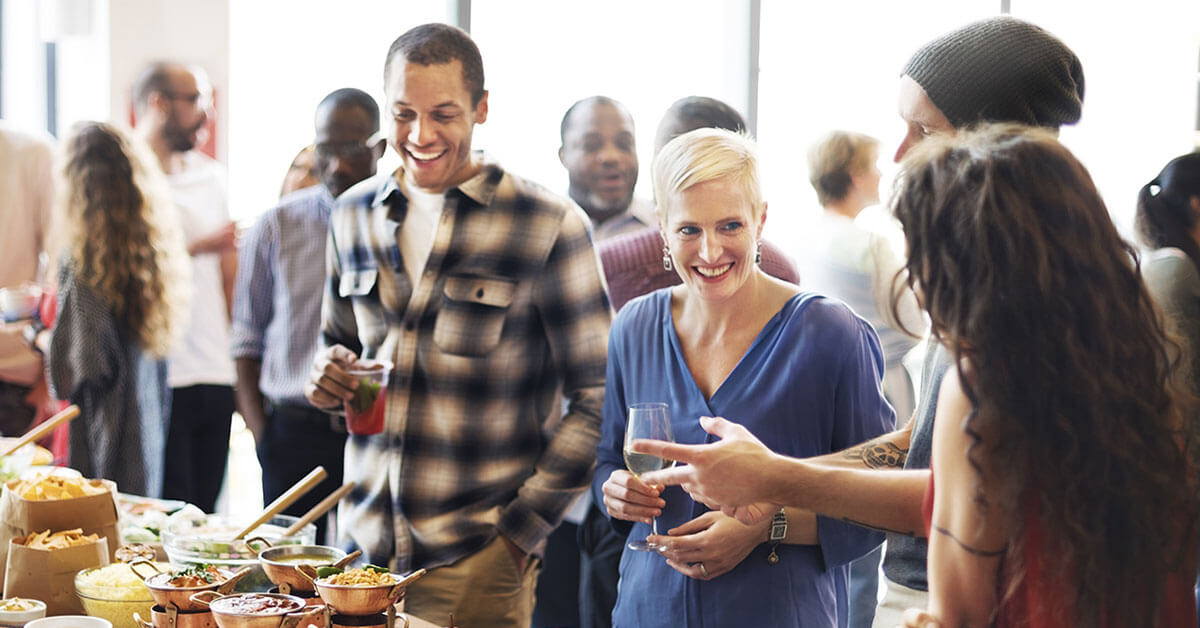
top-left (406, 147), bottom-right (447, 164)
top-left (693, 263), bottom-right (733, 279)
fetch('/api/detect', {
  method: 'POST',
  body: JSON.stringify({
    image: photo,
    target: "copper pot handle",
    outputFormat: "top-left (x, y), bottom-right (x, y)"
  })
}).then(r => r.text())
top-left (332, 549), bottom-right (362, 570)
top-left (129, 558), bottom-right (162, 582)
top-left (216, 566), bottom-right (253, 594)
top-left (133, 612), bottom-right (153, 628)
top-left (244, 536), bottom-right (272, 552)
top-left (292, 563), bottom-right (317, 586)
top-left (187, 590), bottom-right (223, 608)
top-left (279, 604), bottom-right (325, 628)
top-left (388, 568), bottom-right (426, 598)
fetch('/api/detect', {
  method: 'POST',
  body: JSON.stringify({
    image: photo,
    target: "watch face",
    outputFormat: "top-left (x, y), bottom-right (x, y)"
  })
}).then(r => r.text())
top-left (769, 509), bottom-right (787, 541)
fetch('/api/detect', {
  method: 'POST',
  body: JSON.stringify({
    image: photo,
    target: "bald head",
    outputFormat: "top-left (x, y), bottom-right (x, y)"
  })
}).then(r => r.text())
top-left (132, 62), bottom-right (210, 155)
top-left (133, 62), bottom-right (198, 115)
top-left (654, 96), bottom-right (747, 155)
top-left (559, 96), bottom-right (638, 224)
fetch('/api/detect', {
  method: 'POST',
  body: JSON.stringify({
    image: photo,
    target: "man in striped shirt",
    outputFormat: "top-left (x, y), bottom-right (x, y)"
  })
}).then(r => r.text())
top-left (232, 88), bottom-right (384, 543)
top-left (304, 24), bottom-right (611, 628)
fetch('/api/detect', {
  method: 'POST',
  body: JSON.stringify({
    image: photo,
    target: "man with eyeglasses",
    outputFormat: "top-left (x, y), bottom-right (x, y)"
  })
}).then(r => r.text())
top-left (133, 61), bottom-right (237, 507)
top-left (232, 88), bottom-right (383, 543)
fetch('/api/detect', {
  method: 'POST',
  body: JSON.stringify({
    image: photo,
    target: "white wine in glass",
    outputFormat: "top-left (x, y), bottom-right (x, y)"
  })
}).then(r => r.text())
top-left (623, 402), bottom-right (674, 551)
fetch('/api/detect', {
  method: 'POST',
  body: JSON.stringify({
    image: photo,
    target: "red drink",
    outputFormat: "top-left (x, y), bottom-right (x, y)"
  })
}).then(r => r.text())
top-left (345, 381), bottom-right (387, 435)
top-left (343, 361), bottom-right (391, 435)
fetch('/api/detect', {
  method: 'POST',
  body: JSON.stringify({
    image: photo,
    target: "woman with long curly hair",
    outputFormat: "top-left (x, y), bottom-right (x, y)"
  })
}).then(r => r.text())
top-left (896, 124), bottom-right (1196, 626)
top-left (47, 121), bottom-right (189, 497)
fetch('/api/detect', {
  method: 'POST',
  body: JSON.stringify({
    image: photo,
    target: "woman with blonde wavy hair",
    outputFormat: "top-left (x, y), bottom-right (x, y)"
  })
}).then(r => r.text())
top-left (48, 121), bottom-right (189, 497)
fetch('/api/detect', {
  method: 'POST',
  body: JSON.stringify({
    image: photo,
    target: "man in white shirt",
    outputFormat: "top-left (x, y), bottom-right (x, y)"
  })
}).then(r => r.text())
top-left (134, 62), bottom-right (236, 512)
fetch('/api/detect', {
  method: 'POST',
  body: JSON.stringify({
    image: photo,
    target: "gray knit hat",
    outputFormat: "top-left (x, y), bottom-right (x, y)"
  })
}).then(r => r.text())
top-left (903, 16), bottom-right (1084, 129)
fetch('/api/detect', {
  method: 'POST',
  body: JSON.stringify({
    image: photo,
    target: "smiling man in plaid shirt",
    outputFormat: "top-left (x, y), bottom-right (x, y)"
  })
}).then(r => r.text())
top-left (304, 23), bottom-right (611, 628)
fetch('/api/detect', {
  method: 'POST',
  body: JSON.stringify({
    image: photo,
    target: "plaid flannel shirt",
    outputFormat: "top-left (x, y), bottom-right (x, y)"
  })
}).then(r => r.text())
top-left (323, 154), bottom-right (611, 573)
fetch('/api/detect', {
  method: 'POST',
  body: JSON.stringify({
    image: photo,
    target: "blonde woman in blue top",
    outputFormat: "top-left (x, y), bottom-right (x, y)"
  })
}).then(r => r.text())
top-left (595, 128), bottom-right (894, 627)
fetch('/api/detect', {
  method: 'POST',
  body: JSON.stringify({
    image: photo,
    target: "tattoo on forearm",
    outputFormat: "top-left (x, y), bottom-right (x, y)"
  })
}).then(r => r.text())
top-left (843, 441), bottom-right (908, 469)
top-left (932, 525), bottom-right (1006, 557)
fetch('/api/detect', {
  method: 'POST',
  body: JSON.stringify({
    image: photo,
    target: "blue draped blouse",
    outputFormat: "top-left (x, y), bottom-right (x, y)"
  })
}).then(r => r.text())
top-left (593, 289), bottom-right (895, 627)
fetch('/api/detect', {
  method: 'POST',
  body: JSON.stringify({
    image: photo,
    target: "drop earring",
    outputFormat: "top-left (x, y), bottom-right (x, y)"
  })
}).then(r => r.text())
top-left (662, 246), bottom-right (673, 271)
top-left (755, 241), bottom-right (762, 265)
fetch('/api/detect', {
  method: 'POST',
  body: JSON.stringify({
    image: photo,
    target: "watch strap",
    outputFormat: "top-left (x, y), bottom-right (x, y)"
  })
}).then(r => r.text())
top-left (767, 507), bottom-right (786, 565)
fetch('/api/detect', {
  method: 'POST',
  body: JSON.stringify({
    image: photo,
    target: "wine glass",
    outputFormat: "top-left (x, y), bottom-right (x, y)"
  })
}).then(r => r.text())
top-left (623, 402), bottom-right (675, 551)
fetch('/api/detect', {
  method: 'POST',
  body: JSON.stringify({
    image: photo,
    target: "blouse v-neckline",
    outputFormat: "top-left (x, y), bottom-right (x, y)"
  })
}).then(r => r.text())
top-left (662, 291), bottom-right (805, 407)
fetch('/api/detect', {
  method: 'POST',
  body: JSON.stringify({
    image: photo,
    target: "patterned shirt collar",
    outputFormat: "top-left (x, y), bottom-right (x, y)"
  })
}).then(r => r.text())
top-left (371, 151), bottom-right (502, 210)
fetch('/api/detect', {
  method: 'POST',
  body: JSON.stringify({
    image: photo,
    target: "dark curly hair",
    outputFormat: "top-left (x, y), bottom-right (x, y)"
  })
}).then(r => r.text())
top-left (892, 123), bottom-right (1195, 625)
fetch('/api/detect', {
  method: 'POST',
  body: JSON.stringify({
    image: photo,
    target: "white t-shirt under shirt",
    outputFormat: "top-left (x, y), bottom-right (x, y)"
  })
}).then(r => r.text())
top-left (401, 182), bottom-right (444, 285)
top-left (166, 152), bottom-right (235, 388)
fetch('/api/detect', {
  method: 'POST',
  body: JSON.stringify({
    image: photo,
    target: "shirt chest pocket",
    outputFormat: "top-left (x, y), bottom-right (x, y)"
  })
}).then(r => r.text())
top-left (434, 276), bottom-right (516, 357)
top-left (337, 268), bottom-right (390, 349)
top-left (338, 268), bottom-right (379, 298)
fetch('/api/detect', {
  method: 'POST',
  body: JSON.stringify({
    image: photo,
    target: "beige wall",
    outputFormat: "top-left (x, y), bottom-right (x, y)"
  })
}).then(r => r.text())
top-left (107, 0), bottom-right (229, 162)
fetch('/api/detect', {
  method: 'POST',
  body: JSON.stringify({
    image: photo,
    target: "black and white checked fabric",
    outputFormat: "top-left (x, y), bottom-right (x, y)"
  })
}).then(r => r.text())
top-left (324, 154), bottom-right (612, 573)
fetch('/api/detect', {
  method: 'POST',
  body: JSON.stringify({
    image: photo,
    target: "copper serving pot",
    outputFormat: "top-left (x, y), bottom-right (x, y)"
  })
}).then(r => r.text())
top-left (311, 570), bottom-right (425, 616)
top-left (187, 593), bottom-right (323, 628)
top-left (134, 605), bottom-right (219, 628)
top-left (256, 544), bottom-right (358, 594)
top-left (131, 561), bottom-right (250, 612)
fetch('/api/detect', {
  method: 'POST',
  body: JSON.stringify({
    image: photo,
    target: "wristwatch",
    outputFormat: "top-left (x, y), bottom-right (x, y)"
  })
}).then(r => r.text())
top-left (767, 507), bottom-right (787, 565)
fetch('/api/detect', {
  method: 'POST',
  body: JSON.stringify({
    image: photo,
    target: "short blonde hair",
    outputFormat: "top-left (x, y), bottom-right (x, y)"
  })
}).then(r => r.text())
top-left (806, 130), bottom-right (879, 206)
top-left (652, 127), bottom-right (762, 221)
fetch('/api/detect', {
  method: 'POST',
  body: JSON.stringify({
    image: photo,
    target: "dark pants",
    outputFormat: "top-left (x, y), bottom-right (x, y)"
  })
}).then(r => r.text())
top-left (0, 381), bottom-right (36, 437)
top-left (256, 402), bottom-right (346, 545)
top-left (532, 521), bottom-right (581, 627)
top-left (163, 384), bottom-right (234, 512)
top-left (578, 503), bottom-right (623, 628)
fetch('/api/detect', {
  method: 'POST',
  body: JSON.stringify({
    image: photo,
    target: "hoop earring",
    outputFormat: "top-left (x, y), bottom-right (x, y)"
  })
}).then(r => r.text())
top-left (662, 246), bottom-right (673, 271)
top-left (755, 241), bottom-right (762, 265)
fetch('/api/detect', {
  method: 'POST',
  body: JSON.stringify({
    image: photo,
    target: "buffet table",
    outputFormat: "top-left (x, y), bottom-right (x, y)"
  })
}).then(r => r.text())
top-left (0, 465), bottom-right (446, 628)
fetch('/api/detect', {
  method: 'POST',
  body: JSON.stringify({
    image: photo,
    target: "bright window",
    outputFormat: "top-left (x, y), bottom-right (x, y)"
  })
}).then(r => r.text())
top-left (227, 0), bottom-right (451, 221)
top-left (470, 0), bottom-right (749, 205)
top-left (1008, 0), bottom-right (1200, 235)
top-left (756, 0), bottom-right (999, 255)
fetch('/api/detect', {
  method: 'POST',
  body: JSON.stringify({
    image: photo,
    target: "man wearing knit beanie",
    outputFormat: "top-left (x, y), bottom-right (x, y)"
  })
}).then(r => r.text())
top-left (895, 16), bottom-right (1083, 161)
top-left (624, 15), bottom-right (1086, 628)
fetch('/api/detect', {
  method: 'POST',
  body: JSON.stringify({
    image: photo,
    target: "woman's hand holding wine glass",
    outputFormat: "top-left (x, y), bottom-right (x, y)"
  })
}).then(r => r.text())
top-left (611, 402), bottom-right (674, 551)
top-left (601, 403), bottom-right (678, 541)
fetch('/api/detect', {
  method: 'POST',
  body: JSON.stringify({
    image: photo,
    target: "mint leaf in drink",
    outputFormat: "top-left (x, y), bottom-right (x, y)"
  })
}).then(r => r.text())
top-left (348, 378), bottom-right (382, 414)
